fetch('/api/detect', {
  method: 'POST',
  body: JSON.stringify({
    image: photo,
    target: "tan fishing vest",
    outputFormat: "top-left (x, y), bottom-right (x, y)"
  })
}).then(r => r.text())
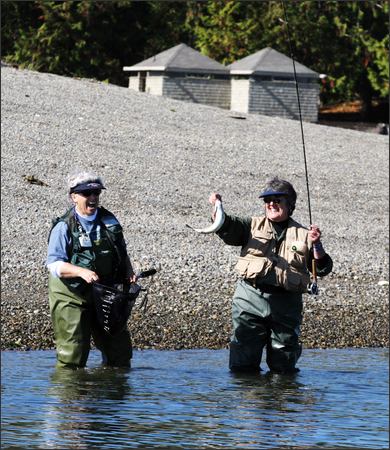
top-left (235, 216), bottom-right (312, 293)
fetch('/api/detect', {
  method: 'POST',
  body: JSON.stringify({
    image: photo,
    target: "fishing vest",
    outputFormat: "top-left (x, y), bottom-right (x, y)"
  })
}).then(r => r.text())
top-left (49, 206), bottom-right (128, 294)
top-left (235, 216), bottom-right (311, 293)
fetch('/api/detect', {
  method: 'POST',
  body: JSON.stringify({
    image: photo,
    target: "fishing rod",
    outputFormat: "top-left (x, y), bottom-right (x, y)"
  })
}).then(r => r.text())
top-left (280, 0), bottom-right (318, 295)
top-left (280, 0), bottom-right (313, 225)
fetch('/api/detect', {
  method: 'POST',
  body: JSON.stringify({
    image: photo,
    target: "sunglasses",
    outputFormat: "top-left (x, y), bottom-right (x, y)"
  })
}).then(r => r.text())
top-left (263, 196), bottom-right (285, 204)
top-left (79, 189), bottom-right (101, 197)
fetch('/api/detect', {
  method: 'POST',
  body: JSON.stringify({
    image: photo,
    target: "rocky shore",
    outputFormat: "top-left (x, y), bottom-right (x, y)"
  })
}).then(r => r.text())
top-left (1, 64), bottom-right (388, 351)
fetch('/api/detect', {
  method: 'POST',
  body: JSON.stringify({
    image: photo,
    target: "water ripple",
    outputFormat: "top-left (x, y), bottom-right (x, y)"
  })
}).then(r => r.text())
top-left (1, 348), bottom-right (388, 449)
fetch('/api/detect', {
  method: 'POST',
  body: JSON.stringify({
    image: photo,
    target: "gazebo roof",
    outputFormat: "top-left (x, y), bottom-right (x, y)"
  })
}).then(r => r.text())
top-left (123, 43), bottom-right (229, 75)
top-left (228, 47), bottom-right (318, 78)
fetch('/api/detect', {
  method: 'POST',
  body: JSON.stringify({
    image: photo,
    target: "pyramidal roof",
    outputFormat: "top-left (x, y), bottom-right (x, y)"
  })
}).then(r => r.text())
top-left (123, 43), bottom-right (228, 75)
top-left (228, 47), bottom-right (318, 78)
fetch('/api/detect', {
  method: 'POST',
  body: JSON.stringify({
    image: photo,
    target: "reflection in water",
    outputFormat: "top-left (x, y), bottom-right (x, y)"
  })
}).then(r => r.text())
top-left (2, 349), bottom-right (388, 449)
top-left (230, 371), bottom-right (318, 410)
top-left (42, 367), bottom-right (131, 449)
top-left (50, 366), bottom-right (131, 401)
top-left (226, 371), bottom-right (320, 445)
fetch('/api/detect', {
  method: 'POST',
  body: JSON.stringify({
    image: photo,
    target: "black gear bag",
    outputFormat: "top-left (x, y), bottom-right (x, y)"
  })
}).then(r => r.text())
top-left (92, 282), bottom-right (141, 336)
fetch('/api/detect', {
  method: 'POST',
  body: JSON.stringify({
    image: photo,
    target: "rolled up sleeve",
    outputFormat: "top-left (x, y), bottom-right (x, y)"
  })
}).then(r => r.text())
top-left (46, 222), bottom-right (71, 276)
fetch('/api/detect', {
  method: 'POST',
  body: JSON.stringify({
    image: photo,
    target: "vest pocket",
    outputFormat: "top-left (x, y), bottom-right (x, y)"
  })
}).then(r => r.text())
top-left (289, 252), bottom-right (306, 270)
top-left (71, 251), bottom-right (95, 269)
top-left (286, 270), bottom-right (310, 293)
top-left (288, 241), bottom-right (308, 271)
top-left (94, 237), bottom-right (116, 279)
top-left (289, 240), bottom-right (307, 255)
top-left (245, 230), bottom-right (272, 256)
top-left (274, 261), bottom-right (310, 293)
top-left (236, 256), bottom-right (272, 280)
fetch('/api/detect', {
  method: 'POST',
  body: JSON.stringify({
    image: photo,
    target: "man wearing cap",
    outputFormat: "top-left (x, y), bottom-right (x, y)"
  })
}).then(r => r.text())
top-left (209, 176), bottom-right (333, 374)
top-left (47, 171), bottom-right (136, 368)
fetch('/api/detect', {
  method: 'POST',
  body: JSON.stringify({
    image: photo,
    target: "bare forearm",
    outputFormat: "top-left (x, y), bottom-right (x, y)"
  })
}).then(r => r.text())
top-left (56, 262), bottom-right (98, 283)
top-left (56, 262), bottom-right (85, 278)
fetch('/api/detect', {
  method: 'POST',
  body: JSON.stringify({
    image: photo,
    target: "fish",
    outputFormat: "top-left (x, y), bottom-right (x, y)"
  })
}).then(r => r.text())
top-left (187, 199), bottom-right (225, 234)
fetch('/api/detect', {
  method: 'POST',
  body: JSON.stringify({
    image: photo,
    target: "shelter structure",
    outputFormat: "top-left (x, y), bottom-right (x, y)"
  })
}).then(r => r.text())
top-left (123, 43), bottom-right (230, 109)
top-left (228, 47), bottom-right (320, 122)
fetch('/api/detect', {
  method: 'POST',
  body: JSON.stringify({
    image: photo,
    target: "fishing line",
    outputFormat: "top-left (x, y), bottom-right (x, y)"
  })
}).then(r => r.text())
top-left (280, 0), bottom-right (313, 225)
top-left (281, 0), bottom-right (318, 295)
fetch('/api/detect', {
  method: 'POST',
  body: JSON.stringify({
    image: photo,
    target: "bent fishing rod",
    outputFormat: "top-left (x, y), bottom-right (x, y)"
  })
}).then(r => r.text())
top-left (281, 0), bottom-right (318, 295)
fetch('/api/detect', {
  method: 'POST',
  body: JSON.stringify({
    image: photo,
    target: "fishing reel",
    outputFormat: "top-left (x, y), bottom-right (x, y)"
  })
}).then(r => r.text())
top-left (307, 258), bottom-right (319, 295)
top-left (307, 281), bottom-right (319, 296)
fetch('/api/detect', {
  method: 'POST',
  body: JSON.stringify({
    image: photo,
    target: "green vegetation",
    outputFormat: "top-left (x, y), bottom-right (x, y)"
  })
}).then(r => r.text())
top-left (1, 0), bottom-right (388, 117)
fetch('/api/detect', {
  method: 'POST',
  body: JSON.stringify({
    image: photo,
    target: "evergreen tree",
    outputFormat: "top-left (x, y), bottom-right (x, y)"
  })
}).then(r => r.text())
top-left (1, 0), bottom-right (388, 113)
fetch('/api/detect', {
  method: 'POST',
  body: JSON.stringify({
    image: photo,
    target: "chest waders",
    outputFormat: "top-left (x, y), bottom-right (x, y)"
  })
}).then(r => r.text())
top-left (230, 260), bottom-right (303, 374)
top-left (48, 207), bottom-right (132, 368)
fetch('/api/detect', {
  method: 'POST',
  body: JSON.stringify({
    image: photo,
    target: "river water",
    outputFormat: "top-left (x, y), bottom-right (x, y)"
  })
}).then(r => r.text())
top-left (1, 348), bottom-right (388, 449)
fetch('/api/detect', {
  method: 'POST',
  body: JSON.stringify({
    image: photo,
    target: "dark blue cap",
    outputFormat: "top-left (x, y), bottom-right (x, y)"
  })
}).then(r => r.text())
top-left (259, 189), bottom-right (287, 198)
top-left (71, 181), bottom-right (106, 193)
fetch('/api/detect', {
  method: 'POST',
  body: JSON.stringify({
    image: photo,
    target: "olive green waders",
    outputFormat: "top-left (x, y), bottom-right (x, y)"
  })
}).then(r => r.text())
top-left (49, 275), bottom-right (132, 368)
top-left (229, 279), bottom-right (302, 373)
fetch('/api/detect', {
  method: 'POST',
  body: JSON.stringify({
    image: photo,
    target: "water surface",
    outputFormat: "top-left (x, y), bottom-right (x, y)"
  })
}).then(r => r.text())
top-left (1, 348), bottom-right (388, 449)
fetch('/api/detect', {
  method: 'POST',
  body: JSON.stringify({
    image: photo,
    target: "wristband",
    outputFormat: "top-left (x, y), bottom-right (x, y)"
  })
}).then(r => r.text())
top-left (313, 242), bottom-right (324, 252)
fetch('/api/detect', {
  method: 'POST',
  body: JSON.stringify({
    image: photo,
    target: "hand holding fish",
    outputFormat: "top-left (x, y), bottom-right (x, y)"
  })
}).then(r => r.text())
top-left (186, 192), bottom-right (225, 234)
top-left (209, 192), bottom-right (222, 220)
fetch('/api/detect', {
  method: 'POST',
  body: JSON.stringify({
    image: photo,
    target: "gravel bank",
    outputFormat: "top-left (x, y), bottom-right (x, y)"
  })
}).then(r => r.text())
top-left (1, 64), bottom-right (388, 351)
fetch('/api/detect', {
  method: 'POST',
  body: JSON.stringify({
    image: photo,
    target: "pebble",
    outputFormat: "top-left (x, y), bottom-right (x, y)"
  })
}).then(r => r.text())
top-left (1, 64), bottom-right (388, 351)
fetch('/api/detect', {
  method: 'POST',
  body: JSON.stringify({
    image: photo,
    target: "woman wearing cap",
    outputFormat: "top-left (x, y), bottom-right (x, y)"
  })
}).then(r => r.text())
top-left (209, 176), bottom-right (333, 374)
top-left (47, 172), bottom-right (136, 369)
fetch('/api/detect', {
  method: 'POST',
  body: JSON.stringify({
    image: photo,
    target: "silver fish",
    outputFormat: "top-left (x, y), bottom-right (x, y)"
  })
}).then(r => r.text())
top-left (187, 200), bottom-right (225, 234)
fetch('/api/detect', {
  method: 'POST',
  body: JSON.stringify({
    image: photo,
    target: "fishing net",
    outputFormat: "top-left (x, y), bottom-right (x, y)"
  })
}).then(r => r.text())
top-left (92, 282), bottom-right (141, 336)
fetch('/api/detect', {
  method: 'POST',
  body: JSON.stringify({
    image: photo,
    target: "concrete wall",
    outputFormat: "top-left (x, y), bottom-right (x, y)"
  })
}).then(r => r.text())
top-left (248, 79), bottom-right (319, 122)
top-left (145, 74), bottom-right (164, 96)
top-left (230, 79), bottom-right (250, 113)
top-left (162, 76), bottom-right (231, 109)
top-left (128, 72), bottom-right (319, 122)
top-left (128, 75), bottom-right (139, 91)
top-left (127, 73), bottom-right (163, 95)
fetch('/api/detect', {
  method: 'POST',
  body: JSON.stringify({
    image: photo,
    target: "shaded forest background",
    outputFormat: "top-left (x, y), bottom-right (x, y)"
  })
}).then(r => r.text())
top-left (1, 0), bottom-right (389, 120)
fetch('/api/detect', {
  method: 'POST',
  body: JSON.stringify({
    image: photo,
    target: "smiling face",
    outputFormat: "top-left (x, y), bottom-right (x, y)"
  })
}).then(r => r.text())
top-left (71, 189), bottom-right (101, 216)
top-left (264, 195), bottom-right (289, 222)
